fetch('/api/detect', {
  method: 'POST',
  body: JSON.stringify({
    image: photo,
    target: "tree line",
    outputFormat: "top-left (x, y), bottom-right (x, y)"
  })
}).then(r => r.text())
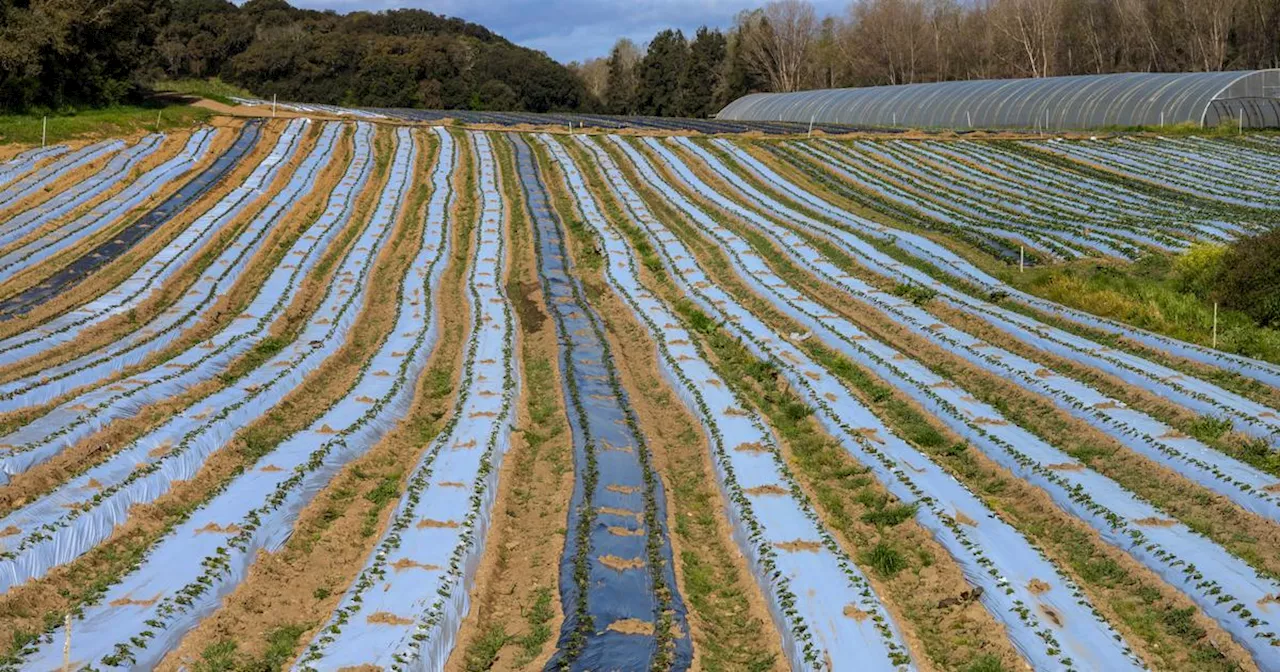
top-left (1, 0), bottom-right (587, 113)
top-left (2, 0), bottom-right (1278, 116)
top-left (573, 0), bottom-right (1280, 118)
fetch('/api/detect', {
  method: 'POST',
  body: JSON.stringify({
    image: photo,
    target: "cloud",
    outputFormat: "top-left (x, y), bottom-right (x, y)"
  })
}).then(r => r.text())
top-left (281, 0), bottom-right (845, 62)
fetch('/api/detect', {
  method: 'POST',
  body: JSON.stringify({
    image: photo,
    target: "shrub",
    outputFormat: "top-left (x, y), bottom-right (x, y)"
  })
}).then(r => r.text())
top-left (1216, 227), bottom-right (1280, 327)
top-left (1172, 243), bottom-right (1226, 298)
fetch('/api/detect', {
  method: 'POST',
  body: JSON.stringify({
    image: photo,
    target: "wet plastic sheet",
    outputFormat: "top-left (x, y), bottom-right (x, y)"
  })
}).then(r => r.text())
top-left (674, 137), bottom-right (1280, 667)
top-left (558, 135), bottom-right (915, 672)
top-left (0, 145), bottom-right (69, 191)
top-left (0, 134), bottom-right (165, 249)
top-left (510, 134), bottom-right (692, 671)
top-left (0, 140), bottom-right (123, 213)
top-left (0, 120), bottom-right (305, 368)
top-left (0, 122), bottom-right (261, 318)
top-left (295, 130), bottom-right (515, 672)
top-left (11, 127), bottom-right (440, 672)
top-left (0, 123), bottom-right (329, 487)
top-left (625, 135), bottom-right (1144, 671)
top-left (0, 121), bottom-right (308, 411)
top-left (0, 124), bottom-right (371, 594)
top-left (716, 140), bottom-right (1280, 518)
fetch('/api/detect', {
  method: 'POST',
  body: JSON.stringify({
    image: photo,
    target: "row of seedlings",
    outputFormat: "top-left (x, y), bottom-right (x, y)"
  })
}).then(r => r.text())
top-left (293, 130), bottom-right (517, 671)
top-left (548, 132), bottom-right (916, 671)
top-left (607, 133), bottom-right (1144, 671)
top-left (8, 125), bottom-right (450, 670)
top-left (700, 139), bottom-right (1280, 446)
top-left (0, 130), bottom-right (217, 279)
top-left (0, 146), bottom-right (70, 192)
top-left (0, 120), bottom-right (302, 372)
top-left (687, 136), bottom-right (1280, 521)
top-left (716, 139), bottom-right (1280, 392)
top-left (875, 140), bottom-right (1198, 252)
top-left (0, 120), bottom-right (330, 483)
top-left (0, 134), bottom-right (167, 250)
top-left (511, 133), bottom-right (693, 670)
top-left (659, 136), bottom-right (1280, 668)
top-left (0, 120), bottom-right (307, 408)
top-left (0, 121), bottom-right (273, 319)
top-left (1032, 139), bottom-right (1279, 208)
top-left (0, 121), bottom-right (385, 592)
top-left (1115, 138), bottom-right (1280, 196)
top-left (780, 139), bottom-right (1064, 262)
top-left (815, 139), bottom-right (1125, 259)
top-left (0, 140), bottom-right (126, 215)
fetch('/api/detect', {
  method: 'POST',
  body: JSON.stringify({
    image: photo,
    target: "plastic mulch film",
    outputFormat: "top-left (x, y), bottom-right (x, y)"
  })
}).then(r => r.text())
top-left (667, 137), bottom-right (1280, 669)
top-left (295, 130), bottom-right (517, 671)
top-left (6, 127), bottom-right (442, 671)
top-left (0, 131), bottom-right (209, 274)
top-left (0, 122), bottom-right (329, 485)
top-left (0, 121), bottom-right (263, 318)
top-left (0, 120), bottom-right (302, 368)
top-left (0, 145), bottom-right (69, 191)
top-left (0, 140), bottom-right (124, 213)
top-left (0, 121), bottom-right (306, 408)
top-left (0, 122), bottom-right (372, 593)
top-left (715, 139), bottom-right (1280, 509)
top-left (551, 134), bottom-right (915, 672)
top-left (612, 134), bottom-right (1147, 671)
top-left (510, 134), bottom-right (692, 671)
top-left (0, 134), bottom-right (166, 249)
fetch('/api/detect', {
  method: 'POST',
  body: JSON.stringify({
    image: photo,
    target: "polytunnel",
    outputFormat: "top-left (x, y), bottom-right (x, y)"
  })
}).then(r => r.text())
top-left (715, 70), bottom-right (1280, 130)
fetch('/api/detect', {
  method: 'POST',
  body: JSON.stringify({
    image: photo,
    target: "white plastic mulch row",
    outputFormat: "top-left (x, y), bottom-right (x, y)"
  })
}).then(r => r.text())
top-left (295, 130), bottom-right (510, 671)
top-left (0, 121), bottom-right (305, 368)
top-left (714, 140), bottom-right (1280, 520)
top-left (0, 145), bottom-right (69, 191)
top-left (663, 137), bottom-right (1280, 667)
top-left (0, 121), bottom-right (375, 589)
top-left (0, 121), bottom-right (309, 409)
top-left (613, 134), bottom-right (1143, 671)
top-left (0, 134), bottom-right (165, 249)
top-left (11, 126), bottom-right (448, 671)
top-left (0, 121), bottom-right (332, 485)
top-left (0, 140), bottom-right (124, 213)
top-left (734, 140), bottom-right (1280, 394)
top-left (553, 133), bottom-right (914, 672)
top-left (0, 129), bottom-right (218, 277)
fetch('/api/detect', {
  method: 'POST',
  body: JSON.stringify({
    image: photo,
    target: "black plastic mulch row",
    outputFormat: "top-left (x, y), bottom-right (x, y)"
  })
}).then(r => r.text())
top-left (0, 120), bottom-right (264, 320)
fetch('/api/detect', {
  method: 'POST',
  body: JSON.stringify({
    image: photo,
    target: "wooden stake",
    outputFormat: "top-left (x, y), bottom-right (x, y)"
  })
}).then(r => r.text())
top-left (1213, 302), bottom-right (1218, 349)
top-left (272, 93), bottom-right (277, 118)
top-left (62, 613), bottom-right (71, 672)
top-left (42, 116), bottom-right (47, 148)
top-left (1019, 245), bottom-right (1024, 273)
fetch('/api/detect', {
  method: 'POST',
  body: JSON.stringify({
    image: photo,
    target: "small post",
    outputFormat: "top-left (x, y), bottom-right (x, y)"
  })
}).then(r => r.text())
top-left (1160, 110), bottom-right (1165, 128)
top-left (1239, 107), bottom-right (1244, 134)
top-left (156, 109), bottom-right (163, 132)
top-left (1019, 245), bottom-right (1025, 273)
top-left (272, 93), bottom-right (277, 118)
top-left (42, 116), bottom-right (47, 147)
top-left (1212, 302), bottom-right (1218, 349)
top-left (893, 111), bottom-right (897, 126)
top-left (62, 614), bottom-right (71, 672)
top-left (807, 114), bottom-right (815, 138)
top-left (966, 110), bottom-right (972, 127)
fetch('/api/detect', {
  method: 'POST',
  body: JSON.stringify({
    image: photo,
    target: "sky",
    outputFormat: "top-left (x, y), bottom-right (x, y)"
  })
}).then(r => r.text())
top-left (283, 0), bottom-right (846, 63)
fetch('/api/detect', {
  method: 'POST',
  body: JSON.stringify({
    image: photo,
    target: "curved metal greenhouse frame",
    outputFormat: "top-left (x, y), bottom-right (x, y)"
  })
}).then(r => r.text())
top-left (716, 70), bottom-right (1280, 130)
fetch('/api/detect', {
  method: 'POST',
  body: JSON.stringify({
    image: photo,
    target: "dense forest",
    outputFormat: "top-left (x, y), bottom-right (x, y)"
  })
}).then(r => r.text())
top-left (1, 0), bottom-right (1278, 116)
top-left (0, 0), bottom-right (587, 113)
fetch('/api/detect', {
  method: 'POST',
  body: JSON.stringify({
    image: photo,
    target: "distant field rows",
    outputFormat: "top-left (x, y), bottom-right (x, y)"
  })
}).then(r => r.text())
top-left (0, 119), bottom-right (1275, 671)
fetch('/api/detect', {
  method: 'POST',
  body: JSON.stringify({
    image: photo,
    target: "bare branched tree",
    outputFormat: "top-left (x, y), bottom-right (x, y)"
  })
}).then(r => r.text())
top-left (739, 0), bottom-right (819, 92)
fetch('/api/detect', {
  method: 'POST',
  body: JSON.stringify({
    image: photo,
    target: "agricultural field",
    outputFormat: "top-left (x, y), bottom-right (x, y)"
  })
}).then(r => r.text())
top-left (0, 115), bottom-right (1277, 672)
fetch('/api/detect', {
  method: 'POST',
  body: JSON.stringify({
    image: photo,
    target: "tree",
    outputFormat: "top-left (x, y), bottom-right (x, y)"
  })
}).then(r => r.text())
top-left (738, 0), bottom-right (819, 92)
top-left (682, 27), bottom-right (728, 117)
top-left (635, 29), bottom-right (688, 116)
top-left (604, 38), bottom-right (641, 115)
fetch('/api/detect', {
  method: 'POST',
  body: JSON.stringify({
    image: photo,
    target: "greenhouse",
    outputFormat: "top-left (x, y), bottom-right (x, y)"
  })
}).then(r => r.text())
top-left (715, 70), bottom-right (1280, 130)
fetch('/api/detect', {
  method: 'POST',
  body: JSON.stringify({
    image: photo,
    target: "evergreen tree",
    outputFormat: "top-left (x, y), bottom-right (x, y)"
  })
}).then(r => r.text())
top-left (682, 26), bottom-right (728, 117)
top-left (635, 29), bottom-right (689, 116)
top-left (603, 38), bottom-right (640, 115)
